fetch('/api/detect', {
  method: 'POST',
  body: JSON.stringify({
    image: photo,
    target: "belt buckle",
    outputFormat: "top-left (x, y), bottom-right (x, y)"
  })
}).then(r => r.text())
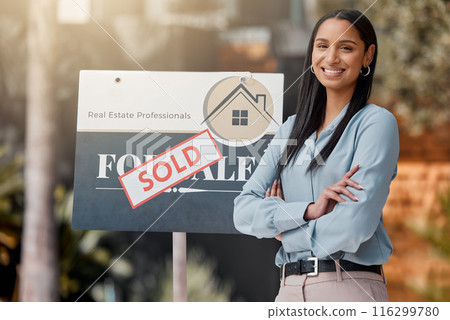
top-left (307, 257), bottom-right (318, 276)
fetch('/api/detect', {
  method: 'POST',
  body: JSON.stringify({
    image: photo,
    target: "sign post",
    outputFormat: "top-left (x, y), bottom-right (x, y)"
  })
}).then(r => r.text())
top-left (72, 71), bottom-right (283, 301)
top-left (173, 232), bottom-right (187, 302)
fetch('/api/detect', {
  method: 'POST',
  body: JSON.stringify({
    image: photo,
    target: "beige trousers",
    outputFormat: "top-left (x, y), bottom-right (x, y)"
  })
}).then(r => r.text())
top-left (275, 261), bottom-right (389, 302)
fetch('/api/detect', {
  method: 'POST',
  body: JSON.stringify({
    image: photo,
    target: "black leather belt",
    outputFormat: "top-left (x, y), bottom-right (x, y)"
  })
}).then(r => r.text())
top-left (280, 258), bottom-right (382, 279)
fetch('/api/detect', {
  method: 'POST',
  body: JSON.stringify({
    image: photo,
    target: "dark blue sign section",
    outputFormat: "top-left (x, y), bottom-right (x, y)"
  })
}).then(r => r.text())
top-left (72, 132), bottom-right (273, 234)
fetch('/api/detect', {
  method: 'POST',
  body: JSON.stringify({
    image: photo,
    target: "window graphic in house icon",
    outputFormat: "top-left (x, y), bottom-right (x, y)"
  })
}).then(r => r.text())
top-left (202, 76), bottom-right (277, 143)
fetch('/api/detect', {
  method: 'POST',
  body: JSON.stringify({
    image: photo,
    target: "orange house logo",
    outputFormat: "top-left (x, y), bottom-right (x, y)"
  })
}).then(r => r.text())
top-left (202, 76), bottom-right (277, 143)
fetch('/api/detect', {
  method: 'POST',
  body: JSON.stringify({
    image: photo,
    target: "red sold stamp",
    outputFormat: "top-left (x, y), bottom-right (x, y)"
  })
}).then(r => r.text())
top-left (119, 129), bottom-right (223, 209)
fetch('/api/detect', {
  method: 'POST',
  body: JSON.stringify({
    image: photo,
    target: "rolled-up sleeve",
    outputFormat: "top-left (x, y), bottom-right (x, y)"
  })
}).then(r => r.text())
top-left (233, 118), bottom-right (311, 238)
top-left (281, 110), bottom-right (399, 257)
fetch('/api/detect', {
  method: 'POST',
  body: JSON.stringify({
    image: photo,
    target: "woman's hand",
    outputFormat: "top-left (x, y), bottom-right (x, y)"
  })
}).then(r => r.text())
top-left (265, 179), bottom-right (284, 200)
top-left (265, 179), bottom-right (284, 241)
top-left (304, 164), bottom-right (364, 221)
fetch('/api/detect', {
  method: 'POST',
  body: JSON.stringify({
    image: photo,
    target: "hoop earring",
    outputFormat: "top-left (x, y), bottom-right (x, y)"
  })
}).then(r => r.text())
top-left (360, 65), bottom-right (370, 77)
top-left (310, 65), bottom-right (315, 74)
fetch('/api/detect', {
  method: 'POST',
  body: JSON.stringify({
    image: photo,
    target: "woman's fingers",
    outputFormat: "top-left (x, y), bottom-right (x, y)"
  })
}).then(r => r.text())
top-left (344, 164), bottom-right (359, 178)
top-left (312, 165), bottom-right (364, 218)
top-left (332, 185), bottom-right (359, 201)
top-left (271, 180), bottom-right (277, 196)
top-left (265, 180), bottom-right (285, 200)
top-left (329, 183), bottom-right (359, 202)
top-left (265, 180), bottom-right (284, 199)
top-left (276, 180), bottom-right (284, 200)
top-left (324, 189), bottom-right (346, 203)
top-left (331, 193), bottom-right (346, 203)
top-left (342, 178), bottom-right (364, 190)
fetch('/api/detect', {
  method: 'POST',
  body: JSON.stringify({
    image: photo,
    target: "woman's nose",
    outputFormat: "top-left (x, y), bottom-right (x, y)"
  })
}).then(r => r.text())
top-left (324, 46), bottom-right (340, 64)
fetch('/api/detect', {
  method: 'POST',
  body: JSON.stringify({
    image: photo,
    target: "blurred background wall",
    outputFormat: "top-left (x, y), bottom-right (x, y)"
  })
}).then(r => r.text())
top-left (0, 0), bottom-right (449, 301)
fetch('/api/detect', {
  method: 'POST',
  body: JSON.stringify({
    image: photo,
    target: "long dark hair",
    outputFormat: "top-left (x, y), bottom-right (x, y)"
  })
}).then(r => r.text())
top-left (277, 9), bottom-right (378, 177)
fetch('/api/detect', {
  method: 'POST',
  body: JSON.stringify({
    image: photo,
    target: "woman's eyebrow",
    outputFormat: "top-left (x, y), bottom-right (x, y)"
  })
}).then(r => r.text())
top-left (315, 38), bottom-right (358, 45)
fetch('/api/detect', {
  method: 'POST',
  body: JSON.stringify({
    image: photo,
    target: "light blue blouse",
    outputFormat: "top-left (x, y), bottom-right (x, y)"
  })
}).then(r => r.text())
top-left (233, 103), bottom-right (399, 267)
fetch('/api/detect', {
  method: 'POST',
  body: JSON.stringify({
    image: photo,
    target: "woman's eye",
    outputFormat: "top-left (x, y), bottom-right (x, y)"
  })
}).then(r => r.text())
top-left (316, 44), bottom-right (328, 49)
top-left (341, 46), bottom-right (352, 51)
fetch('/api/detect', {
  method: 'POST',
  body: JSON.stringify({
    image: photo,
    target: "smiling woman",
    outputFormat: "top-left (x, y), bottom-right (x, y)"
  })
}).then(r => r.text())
top-left (311, 19), bottom-right (375, 115)
top-left (234, 9), bottom-right (399, 302)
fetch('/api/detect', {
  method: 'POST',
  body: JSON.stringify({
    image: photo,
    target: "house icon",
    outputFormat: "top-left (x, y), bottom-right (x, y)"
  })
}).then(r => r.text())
top-left (202, 77), bottom-right (277, 142)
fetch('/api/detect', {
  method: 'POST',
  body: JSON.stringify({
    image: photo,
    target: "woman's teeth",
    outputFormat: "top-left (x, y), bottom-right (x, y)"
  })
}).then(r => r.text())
top-left (323, 68), bottom-right (344, 74)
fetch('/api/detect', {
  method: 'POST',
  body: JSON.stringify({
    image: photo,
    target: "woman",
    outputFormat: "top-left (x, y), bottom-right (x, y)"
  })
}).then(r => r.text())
top-left (233, 9), bottom-right (399, 302)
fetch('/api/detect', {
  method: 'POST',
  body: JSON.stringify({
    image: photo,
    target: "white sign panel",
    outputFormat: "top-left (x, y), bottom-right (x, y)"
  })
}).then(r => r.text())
top-left (73, 71), bottom-right (284, 233)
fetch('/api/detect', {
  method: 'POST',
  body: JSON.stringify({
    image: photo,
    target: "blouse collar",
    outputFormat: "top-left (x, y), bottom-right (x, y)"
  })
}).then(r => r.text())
top-left (324, 102), bottom-right (349, 133)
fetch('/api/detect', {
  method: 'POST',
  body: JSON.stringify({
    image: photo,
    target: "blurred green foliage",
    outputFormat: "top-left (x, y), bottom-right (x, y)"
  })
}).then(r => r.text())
top-left (86, 247), bottom-right (233, 302)
top-left (0, 146), bottom-right (23, 301)
top-left (158, 249), bottom-right (233, 302)
top-left (367, 0), bottom-right (450, 133)
top-left (407, 188), bottom-right (450, 301)
top-left (54, 186), bottom-right (113, 301)
top-left (0, 146), bottom-right (113, 301)
top-left (423, 190), bottom-right (450, 259)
